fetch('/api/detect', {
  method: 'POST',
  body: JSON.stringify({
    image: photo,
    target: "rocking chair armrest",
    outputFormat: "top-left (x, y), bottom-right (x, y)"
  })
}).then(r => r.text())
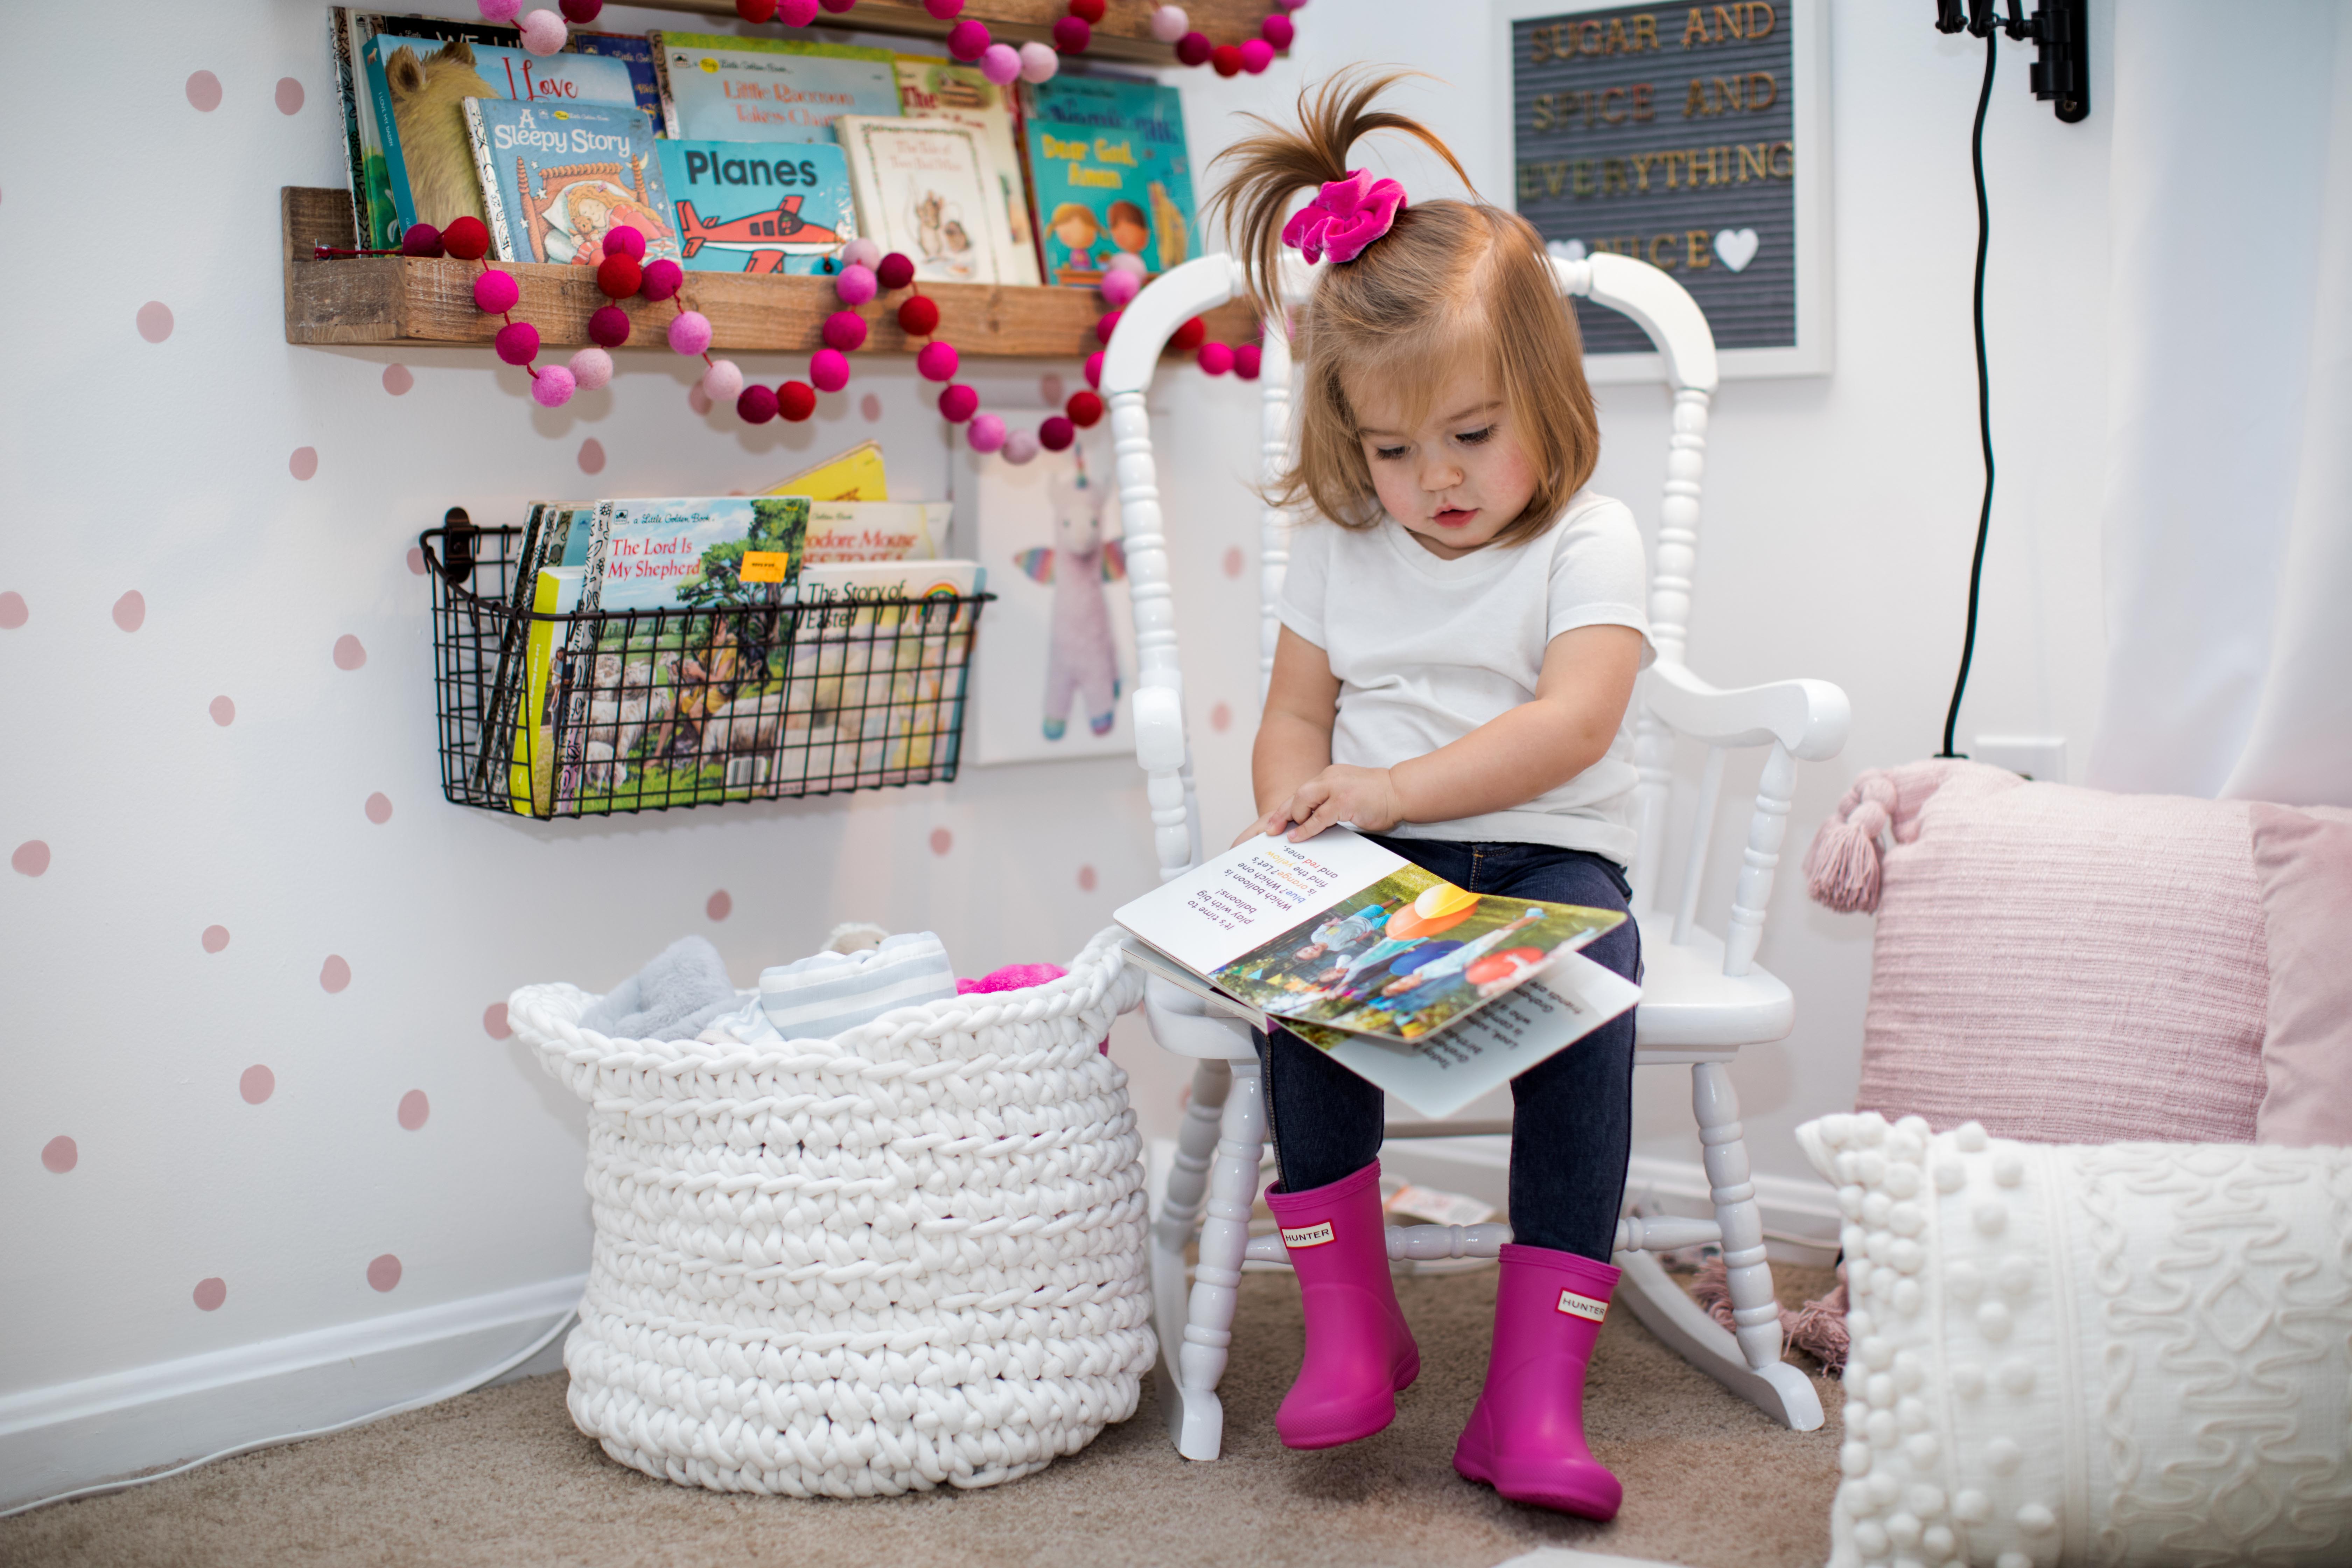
top-left (1643, 663), bottom-right (1850, 762)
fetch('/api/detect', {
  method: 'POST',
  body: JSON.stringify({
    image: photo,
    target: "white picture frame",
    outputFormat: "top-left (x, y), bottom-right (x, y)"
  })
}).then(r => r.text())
top-left (1492, 0), bottom-right (1834, 380)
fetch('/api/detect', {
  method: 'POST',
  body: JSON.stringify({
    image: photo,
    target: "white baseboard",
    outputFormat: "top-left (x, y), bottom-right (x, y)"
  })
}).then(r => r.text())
top-left (0, 1273), bottom-right (584, 1512)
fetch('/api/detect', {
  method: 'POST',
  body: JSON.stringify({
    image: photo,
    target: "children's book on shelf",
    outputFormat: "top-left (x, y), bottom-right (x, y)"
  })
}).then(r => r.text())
top-left (363, 33), bottom-right (638, 240)
top-left (1019, 75), bottom-right (1196, 286)
top-left (656, 140), bottom-right (854, 273)
top-left (835, 115), bottom-right (1022, 286)
top-left (893, 57), bottom-right (1040, 286)
top-left (568, 31), bottom-right (664, 132)
top-left (780, 560), bottom-right (987, 791)
top-left (765, 439), bottom-right (888, 500)
top-left (507, 562), bottom-right (587, 816)
top-left (804, 501), bottom-right (949, 564)
top-left (1113, 828), bottom-right (1637, 1116)
top-left (652, 32), bottom-right (899, 143)
top-left (464, 98), bottom-right (680, 266)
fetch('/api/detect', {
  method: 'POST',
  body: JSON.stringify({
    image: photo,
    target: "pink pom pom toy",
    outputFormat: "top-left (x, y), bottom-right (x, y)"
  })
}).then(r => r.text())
top-left (915, 341), bottom-right (959, 382)
top-left (701, 359), bottom-right (745, 402)
top-left (530, 363), bottom-right (576, 407)
top-left (966, 413), bottom-right (1006, 453)
top-left (473, 270), bottom-right (520, 315)
top-left (518, 9), bottom-right (567, 54)
top-left (477, 0), bottom-right (522, 21)
top-left (667, 311), bottom-right (712, 356)
top-left (1037, 415), bottom-right (1075, 451)
top-left (736, 383), bottom-right (779, 424)
top-left (809, 348), bottom-right (850, 391)
top-left (1198, 341), bottom-right (1234, 376)
top-left (1084, 350), bottom-right (1104, 388)
top-left (1234, 343), bottom-right (1263, 380)
top-left (603, 224), bottom-right (645, 261)
top-left (924, 0), bottom-right (965, 16)
top-left (842, 237), bottom-right (882, 271)
top-left (1018, 42), bottom-right (1060, 83)
top-left (834, 263), bottom-right (877, 306)
top-left (938, 383), bottom-right (979, 422)
top-left (495, 321), bottom-right (540, 365)
top-left (776, 0), bottom-right (820, 22)
top-left (1052, 15), bottom-right (1090, 51)
top-left (1150, 5), bottom-right (1190, 43)
top-left (567, 346), bottom-right (613, 391)
top-left (980, 44), bottom-right (1022, 86)
top-left (822, 310), bottom-right (869, 352)
top-left (587, 305), bottom-right (631, 348)
top-left (947, 20), bottom-right (990, 59)
top-left (1001, 428), bottom-right (1040, 465)
top-left (1099, 267), bottom-right (1139, 307)
top-left (639, 259), bottom-right (682, 301)
top-left (1239, 38), bottom-right (1275, 73)
top-left (1106, 250), bottom-right (1148, 279)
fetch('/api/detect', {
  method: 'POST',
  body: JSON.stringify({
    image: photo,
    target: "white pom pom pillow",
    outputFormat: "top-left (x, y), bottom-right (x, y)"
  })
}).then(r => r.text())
top-left (1796, 1113), bottom-right (2352, 1568)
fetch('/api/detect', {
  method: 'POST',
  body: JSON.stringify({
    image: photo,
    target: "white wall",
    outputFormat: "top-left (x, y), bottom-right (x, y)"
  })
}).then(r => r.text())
top-left (0, 0), bottom-right (2115, 1495)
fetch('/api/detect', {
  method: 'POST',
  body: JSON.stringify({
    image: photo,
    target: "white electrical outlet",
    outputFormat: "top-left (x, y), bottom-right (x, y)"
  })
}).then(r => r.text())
top-left (1972, 734), bottom-right (2067, 782)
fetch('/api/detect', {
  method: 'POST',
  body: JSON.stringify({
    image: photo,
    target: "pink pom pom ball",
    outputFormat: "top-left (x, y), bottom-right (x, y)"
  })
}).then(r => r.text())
top-left (822, 310), bottom-right (868, 352)
top-left (834, 262), bottom-right (877, 305)
top-left (496, 321), bottom-right (540, 365)
top-left (1106, 250), bottom-right (1148, 279)
top-left (821, 0), bottom-right (856, 11)
top-left (1038, 415), bottom-right (1076, 451)
top-left (518, 10), bottom-right (567, 55)
top-left (916, 341), bottom-right (960, 382)
top-left (1234, 343), bottom-right (1263, 380)
top-left (530, 363), bottom-right (576, 407)
top-left (1176, 31), bottom-right (1212, 66)
top-left (400, 223), bottom-right (443, 257)
top-left (639, 259), bottom-right (683, 301)
top-left (1239, 38), bottom-right (1275, 73)
top-left (1001, 428), bottom-right (1041, 465)
top-left (876, 252), bottom-right (916, 290)
top-left (1275, 0), bottom-right (1307, 10)
top-left (809, 348), bottom-right (850, 392)
top-left (1084, 350), bottom-right (1104, 388)
top-left (568, 345), bottom-right (614, 391)
top-left (473, 269), bottom-right (520, 315)
top-left (924, 0), bottom-right (965, 16)
top-left (1018, 42), bottom-right (1059, 83)
top-left (1198, 341), bottom-right (1235, 375)
top-left (967, 413), bottom-right (1007, 453)
top-left (1151, 5), bottom-right (1190, 44)
top-left (778, 380), bottom-right (817, 420)
top-left (1096, 310), bottom-right (1122, 345)
top-left (947, 20), bottom-right (990, 60)
top-left (441, 216), bottom-right (490, 260)
top-left (777, 0), bottom-right (819, 22)
top-left (603, 224), bottom-right (645, 261)
top-left (560, 0), bottom-right (603, 21)
top-left (736, 383), bottom-right (779, 424)
top-left (478, 0), bottom-right (522, 21)
top-left (1052, 16), bottom-right (1090, 51)
top-left (938, 383), bottom-right (979, 422)
top-left (667, 310), bottom-right (712, 356)
top-left (1262, 13), bottom-right (1295, 47)
top-left (702, 359), bottom-right (746, 402)
top-left (588, 305), bottom-right (631, 348)
top-left (979, 44), bottom-right (1022, 86)
top-left (1100, 267), bottom-right (1139, 307)
top-left (842, 237), bottom-right (882, 271)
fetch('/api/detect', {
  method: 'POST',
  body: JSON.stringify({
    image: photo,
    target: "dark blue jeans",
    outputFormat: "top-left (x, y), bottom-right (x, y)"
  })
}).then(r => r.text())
top-left (1254, 834), bottom-right (1640, 1262)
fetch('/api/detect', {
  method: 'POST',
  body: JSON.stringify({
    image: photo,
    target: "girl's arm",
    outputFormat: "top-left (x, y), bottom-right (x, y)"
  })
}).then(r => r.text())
top-left (1238, 626), bottom-right (1341, 845)
top-left (1261, 623), bottom-right (1644, 842)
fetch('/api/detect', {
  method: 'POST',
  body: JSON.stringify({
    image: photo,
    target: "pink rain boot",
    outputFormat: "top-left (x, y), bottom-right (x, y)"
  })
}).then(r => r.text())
top-left (1263, 1161), bottom-right (1419, 1449)
top-left (1453, 1243), bottom-right (1622, 1519)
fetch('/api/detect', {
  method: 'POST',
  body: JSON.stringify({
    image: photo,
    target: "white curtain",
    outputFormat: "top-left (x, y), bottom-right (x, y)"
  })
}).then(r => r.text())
top-left (2087, 1), bottom-right (2352, 807)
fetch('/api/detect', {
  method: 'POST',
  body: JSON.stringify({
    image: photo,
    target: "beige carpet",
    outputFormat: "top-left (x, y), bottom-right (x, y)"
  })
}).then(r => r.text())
top-left (3, 1266), bottom-right (1842, 1568)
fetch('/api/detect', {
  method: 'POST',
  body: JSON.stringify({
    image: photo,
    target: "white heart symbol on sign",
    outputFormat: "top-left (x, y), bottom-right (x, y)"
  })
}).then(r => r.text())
top-left (1546, 238), bottom-right (1589, 262)
top-left (1714, 228), bottom-right (1759, 272)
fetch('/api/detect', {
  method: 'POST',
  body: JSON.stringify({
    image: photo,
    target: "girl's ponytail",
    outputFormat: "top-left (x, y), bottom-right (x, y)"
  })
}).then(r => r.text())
top-left (1206, 68), bottom-right (1474, 323)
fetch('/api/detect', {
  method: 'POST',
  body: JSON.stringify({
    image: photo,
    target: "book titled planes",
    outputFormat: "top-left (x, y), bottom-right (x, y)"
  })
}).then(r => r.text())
top-left (657, 140), bottom-right (855, 273)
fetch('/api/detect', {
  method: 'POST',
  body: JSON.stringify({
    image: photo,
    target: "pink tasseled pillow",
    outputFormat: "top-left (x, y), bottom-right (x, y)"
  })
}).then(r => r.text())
top-left (1809, 760), bottom-right (2271, 1144)
top-left (2246, 803), bottom-right (2352, 1146)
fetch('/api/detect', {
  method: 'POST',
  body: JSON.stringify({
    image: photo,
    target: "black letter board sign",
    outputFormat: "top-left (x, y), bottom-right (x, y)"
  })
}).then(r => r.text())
top-left (1496, 0), bottom-right (1832, 378)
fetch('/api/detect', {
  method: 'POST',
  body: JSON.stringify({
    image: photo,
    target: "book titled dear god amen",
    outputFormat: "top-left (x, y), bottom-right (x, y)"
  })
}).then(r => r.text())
top-left (1115, 828), bottom-right (1639, 1117)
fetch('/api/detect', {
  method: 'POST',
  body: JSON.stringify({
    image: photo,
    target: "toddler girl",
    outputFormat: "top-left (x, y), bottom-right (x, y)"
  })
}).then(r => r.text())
top-left (1208, 70), bottom-right (1651, 1520)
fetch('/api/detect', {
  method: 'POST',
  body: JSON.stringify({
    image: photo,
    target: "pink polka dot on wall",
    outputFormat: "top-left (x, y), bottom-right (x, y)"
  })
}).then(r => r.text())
top-left (483, 1002), bottom-right (512, 1040)
top-left (397, 1090), bottom-right (429, 1130)
top-left (860, 393), bottom-right (882, 422)
top-left (1039, 373), bottom-right (1066, 406)
top-left (275, 77), bottom-right (304, 115)
top-left (41, 1135), bottom-right (77, 1174)
top-left (333, 635), bottom-right (366, 670)
top-left (367, 1254), bottom-right (403, 1293)
top-left (0, 591), bottom-right (25, 629)
top-left (929, 827), bottom-right (953, 856)
top-left (1222, 546), bottom-right (1245, 579)
top-left (706, 889), bottom-right (732, 921)
top-left (202, 924), bottom-right (231, 953)
top-left (1078, 864), bottom-right (1098, 892)
top-left (577, 437), bottom-right (605, 475)
top-left (382, 363), bottom-right (413, 396)
top-left (407, 546), bottom-right (427, 576)
top-left (136, 302), bottom-right (174, 343)
top-left (289, 447), bottom-right (318, 481)
top-left (1210, 701), bottom-right (1233, 734)
top-left (364, 792), bottom-right (393, 824)
top-left (192, 1277), bottom-right (227, 1312)
top-left (185, 71), bottom-right (222, 112)
top-left (12, 840), bottom-right (50, 877)
top-left (210, 695), bottom-right (235, 726)
top-left (112, 591), bottom-right (145, 631)
top-left (240, 1065), bottom-right (275, 1105)
top-left (321, 955), bottom-right (351, 993)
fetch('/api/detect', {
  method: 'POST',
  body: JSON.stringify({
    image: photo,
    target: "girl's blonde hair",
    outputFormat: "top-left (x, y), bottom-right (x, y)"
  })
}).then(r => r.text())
top-left (1207, 69), bottom-right (1601, 545)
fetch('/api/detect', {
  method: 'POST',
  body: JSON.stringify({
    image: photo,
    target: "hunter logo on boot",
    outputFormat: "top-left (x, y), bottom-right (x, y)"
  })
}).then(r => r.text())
top-left (1555, 1288), bottom-right (1608, 1323)
top-left (1280, 1220), bottom-right (1336, 1248)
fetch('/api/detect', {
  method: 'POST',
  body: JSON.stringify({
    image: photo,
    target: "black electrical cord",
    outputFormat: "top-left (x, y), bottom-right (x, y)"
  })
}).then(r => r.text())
top-left (1938, 31), bottom-right (2000, 759)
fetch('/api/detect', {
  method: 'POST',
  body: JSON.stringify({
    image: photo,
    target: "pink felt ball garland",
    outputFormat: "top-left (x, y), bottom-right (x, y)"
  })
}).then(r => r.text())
top-left (731, 0), bottom-right (1306, 82)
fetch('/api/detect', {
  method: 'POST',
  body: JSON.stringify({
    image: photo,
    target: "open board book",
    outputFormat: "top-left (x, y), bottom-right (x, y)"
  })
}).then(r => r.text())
top-left (1113, 828), bottom-right (1639, 1119)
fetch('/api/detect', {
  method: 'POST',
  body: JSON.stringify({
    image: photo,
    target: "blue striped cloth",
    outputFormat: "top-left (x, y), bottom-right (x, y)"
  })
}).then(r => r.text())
top-left (757, 931), bottom-right (958, 1040)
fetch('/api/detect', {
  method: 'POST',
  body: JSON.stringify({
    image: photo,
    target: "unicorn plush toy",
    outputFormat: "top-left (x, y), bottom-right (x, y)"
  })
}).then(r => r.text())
top-left (1014, 453), bottom-right (1127, 740)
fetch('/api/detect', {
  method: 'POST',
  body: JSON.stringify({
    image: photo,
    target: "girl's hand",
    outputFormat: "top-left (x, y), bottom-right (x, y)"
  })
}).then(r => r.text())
top-left (1255, 765), bottom-right (1405, 842)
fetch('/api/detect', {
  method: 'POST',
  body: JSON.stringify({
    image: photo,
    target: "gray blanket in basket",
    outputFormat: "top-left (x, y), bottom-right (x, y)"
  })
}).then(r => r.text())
top-left (578, 936), bottom-right (737, 1041)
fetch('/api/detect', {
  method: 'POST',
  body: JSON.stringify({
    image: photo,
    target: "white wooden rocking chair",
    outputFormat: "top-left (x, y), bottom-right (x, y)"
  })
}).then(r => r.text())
top-left (1100, 248), bottom-right (1848, 1461)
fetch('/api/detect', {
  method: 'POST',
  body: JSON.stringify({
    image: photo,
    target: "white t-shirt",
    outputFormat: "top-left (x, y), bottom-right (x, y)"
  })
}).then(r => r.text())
top-left (1277, 490), bottom-right (1653, 862)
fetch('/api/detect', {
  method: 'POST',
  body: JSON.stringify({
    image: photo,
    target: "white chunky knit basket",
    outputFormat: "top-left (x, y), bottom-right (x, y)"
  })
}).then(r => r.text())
top-left (508, 927), bottom-right (1154, 1497)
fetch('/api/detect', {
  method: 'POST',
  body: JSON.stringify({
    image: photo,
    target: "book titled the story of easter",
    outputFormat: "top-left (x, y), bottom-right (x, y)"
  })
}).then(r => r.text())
top-left (1113, 828), bottom-right (1637, 1116)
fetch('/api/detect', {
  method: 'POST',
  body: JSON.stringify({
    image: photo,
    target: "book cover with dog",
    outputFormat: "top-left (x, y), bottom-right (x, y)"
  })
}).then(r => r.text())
top-left (464, 98), bottom-right (680, 267)
top-left (653, 32), bottom-right (898, 143)
top-left (656, 139), bottom-right (854, 274)
top-left (1018, 75), bottom-right (1195, 286)
top-left (835, 116), bottom-right (1019, 286)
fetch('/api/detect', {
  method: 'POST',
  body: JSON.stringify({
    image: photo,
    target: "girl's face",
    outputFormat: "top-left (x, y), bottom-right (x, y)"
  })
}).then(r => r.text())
top-left (1344, 361), bottom-right (1539, 560)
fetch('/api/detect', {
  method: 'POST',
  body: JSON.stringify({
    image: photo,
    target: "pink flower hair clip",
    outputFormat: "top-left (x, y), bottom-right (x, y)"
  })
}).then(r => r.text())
top-left (1281, 168), bottom-right (1408, 265)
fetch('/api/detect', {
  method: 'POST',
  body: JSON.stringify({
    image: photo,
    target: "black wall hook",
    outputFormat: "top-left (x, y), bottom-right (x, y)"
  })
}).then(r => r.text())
top-left (1937, 0), bottom-right (2089, 122)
